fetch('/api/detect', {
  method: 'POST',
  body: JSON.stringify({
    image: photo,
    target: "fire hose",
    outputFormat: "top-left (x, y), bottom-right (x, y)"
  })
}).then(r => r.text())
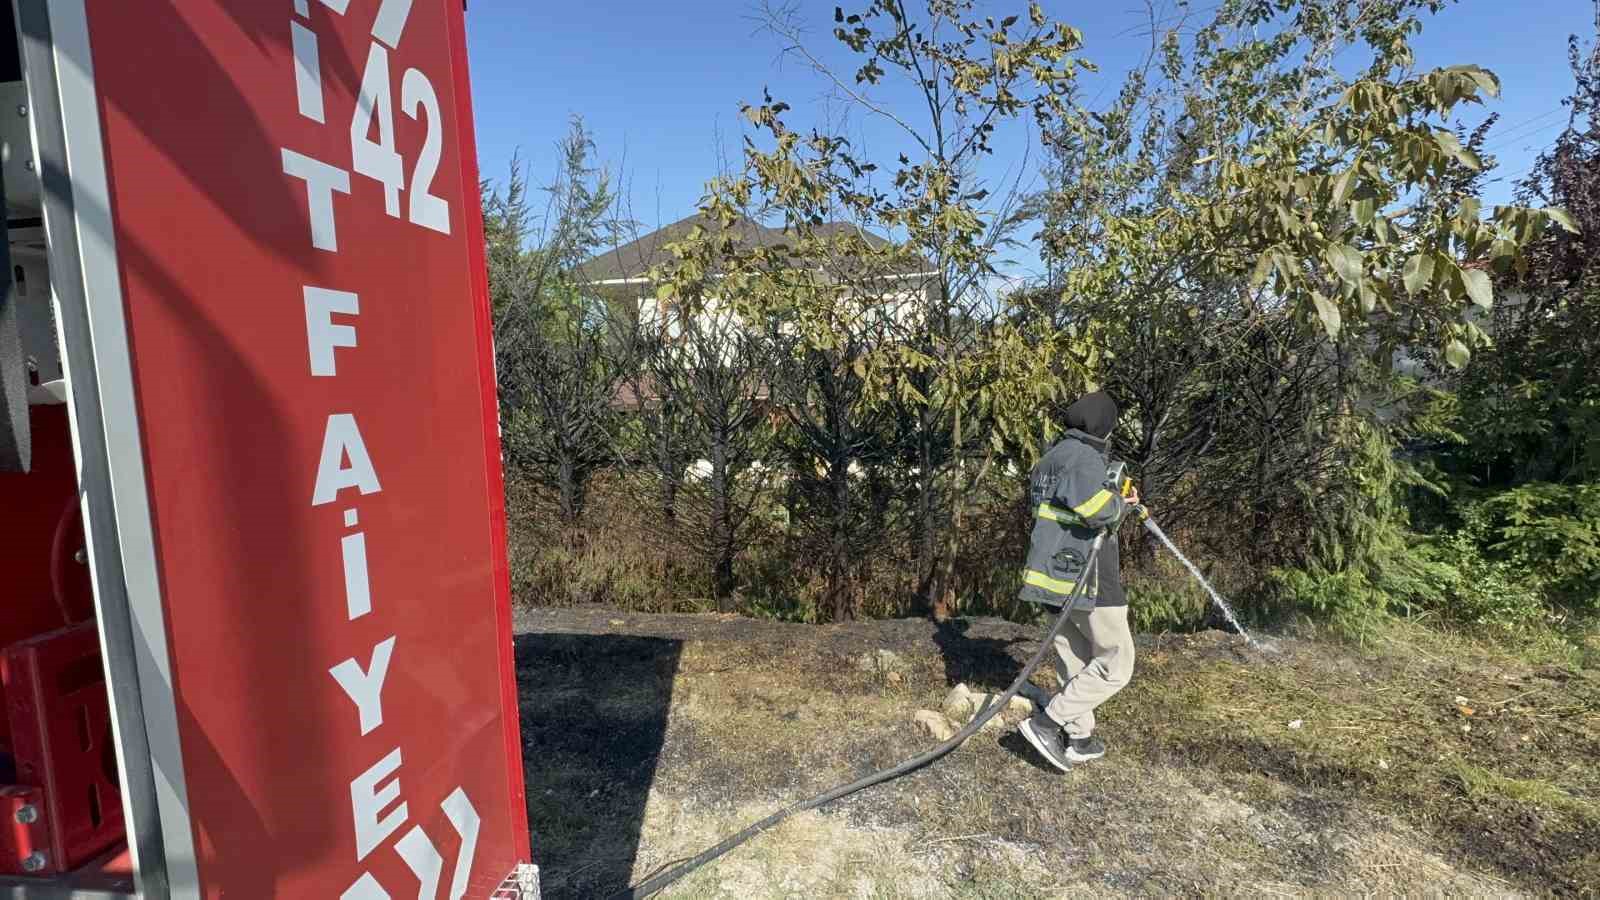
top-left (614, 505), bottom-right (1260, 898)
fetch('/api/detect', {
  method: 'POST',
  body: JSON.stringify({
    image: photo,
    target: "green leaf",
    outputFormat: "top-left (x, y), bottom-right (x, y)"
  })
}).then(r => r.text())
top-left (1324, 243), bottom-right (1363, 287)
top-left (1351, 198), bottom-right (1377, 226)
top-left (1275, 204), bottom-right (1299, 234)
top-left (1311, 292), bottom-right (1341, 340)
top-left (1461, 65), bottom-right (1501, 98)
top-left (1444, 338), bottom-right (1471, 369)
top-left (1547, 207), bottom-right (1579, 234)
top-left (1402, 253), bottom-right (1435, 295)
top-left (1461, 267), bottom-right (1494, 309)
top-left (1432, 130), bottom-right (1479, 170)
top-left (1331, 167), bottom-right (1357, 204)
top-left (1358, 280), bottom-right (1378, 314)
top-left (1272, 248), bottom-right (1298, 283)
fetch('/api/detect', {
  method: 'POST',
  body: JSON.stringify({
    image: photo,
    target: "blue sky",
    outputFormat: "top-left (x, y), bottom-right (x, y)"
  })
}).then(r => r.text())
top-left (463, 1), bottom-right (1592, 276)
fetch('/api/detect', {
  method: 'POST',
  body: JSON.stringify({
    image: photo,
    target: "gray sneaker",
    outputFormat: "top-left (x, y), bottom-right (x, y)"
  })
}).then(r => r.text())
top-left (1019, 713), bottom-right (1072, 772)
top-left (1063, 734), bottom-right (1106, 763)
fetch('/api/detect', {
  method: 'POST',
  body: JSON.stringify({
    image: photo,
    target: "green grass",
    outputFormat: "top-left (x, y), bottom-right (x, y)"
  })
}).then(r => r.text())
top-left (1451, 760), bottom-right (1600, 822)
top-left (1113, 616), bottom-right (1600, 891)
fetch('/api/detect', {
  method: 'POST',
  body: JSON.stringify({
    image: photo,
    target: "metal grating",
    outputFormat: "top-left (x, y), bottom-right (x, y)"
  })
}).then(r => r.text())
top-left (490, 863), bottom-right (541, 899)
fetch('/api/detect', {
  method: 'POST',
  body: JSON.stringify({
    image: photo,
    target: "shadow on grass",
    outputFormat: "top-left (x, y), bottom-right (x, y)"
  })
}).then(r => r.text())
top-left (932, 618), bottom-right (1055, 708)
top-left (515, 632), bottom-right (682, 900)
top-left (932, 618), bottom-right (1027, 687)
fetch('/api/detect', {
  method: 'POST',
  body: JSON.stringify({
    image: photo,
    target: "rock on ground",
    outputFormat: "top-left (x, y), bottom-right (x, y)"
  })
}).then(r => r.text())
top-left (943, 683), bottom-right (1034, 726)
top-left (912, 709), bottom-right (957, 741)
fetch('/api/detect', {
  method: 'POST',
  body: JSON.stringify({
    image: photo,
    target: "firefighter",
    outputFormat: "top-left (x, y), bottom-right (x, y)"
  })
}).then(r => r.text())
top-left (1016, 391), bottom-right (1138, 770)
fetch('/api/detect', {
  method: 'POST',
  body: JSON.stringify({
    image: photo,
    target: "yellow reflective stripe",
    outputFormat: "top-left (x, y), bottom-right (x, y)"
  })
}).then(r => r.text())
top-left (1036, 504), bottom-right (1072, 523)
top-left (1023, 569), bottom-right (1076, 595)
top-left (1072, 489), bottom-right (1114, 519)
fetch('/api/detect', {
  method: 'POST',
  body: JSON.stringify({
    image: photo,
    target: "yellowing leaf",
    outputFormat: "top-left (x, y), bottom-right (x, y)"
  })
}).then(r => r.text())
top-left (1461, 268), bottom-right (1494, 309)
top-left (1358, 280), bottom-right (1378, 314)
top-left (1311, 292), bottom-right (1341, 339)
top-left (1547, 207), bottom-right (1579, 234)
top-left (1324, 243), bottom-right (1364, 287)
top-left (1403, 253), bottom-right (1435, 296)
top-left (1251, 251), bottom-right (1275, 289)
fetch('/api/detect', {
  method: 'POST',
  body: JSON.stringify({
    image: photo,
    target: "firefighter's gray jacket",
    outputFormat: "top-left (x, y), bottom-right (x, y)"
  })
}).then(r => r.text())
top-left (1018, 429), bottom-right (1128, 610)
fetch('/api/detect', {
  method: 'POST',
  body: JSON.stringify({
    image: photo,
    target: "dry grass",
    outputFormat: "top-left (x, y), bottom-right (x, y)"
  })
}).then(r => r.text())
top-left (515, 607), bottom-right (1598, 898)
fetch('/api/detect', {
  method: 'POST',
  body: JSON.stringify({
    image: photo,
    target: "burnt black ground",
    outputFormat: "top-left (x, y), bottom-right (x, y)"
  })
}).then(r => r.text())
top-left (513, 606), bottom-right (1599, 898)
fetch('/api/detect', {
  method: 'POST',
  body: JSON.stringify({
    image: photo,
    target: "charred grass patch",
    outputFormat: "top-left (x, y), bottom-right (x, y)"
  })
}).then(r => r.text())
top-left (515, 608), bottom-right (1595, 896)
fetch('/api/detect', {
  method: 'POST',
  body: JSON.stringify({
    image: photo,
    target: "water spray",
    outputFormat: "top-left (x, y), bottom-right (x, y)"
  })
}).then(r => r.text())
top-left (1135, 509), bottom-right (1270, 651)
top-left (1107, 462), bottom-right (1266, 650)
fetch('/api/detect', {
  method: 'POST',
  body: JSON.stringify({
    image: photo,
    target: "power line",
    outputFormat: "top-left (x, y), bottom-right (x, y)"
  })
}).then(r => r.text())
top-left (1487, 105), bottom-right (1566, 139)
top-left (1480, 127), bottom-right (1573, 190)
top-left (1485, 117), bottom-right (1570, 153)
top-left (1489, 155), bottom-right (1555, 189)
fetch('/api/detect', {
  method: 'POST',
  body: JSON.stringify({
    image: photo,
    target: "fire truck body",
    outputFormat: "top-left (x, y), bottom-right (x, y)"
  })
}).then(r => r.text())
top-left (0, 1), bottom-right (533, 896)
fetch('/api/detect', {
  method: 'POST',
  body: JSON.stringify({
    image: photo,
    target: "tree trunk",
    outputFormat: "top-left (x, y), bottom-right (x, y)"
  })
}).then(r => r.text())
top-left (910, 407), bottom-right (938, 616)
top-left (558, 454), bottom-right (582, 525)
top-left (662, 478), bottom-right (678, 526)
top-left (930, 403), bottom-right (961, 622)
top-left (825, 459), bottom-right (856, 621)
top-left (657, 412), bottom-right (678, 524)
top-left (710, 437), bottom-right (736, 613)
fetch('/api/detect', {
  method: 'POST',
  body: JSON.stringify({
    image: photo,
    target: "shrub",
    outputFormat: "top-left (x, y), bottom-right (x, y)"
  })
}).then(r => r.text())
top-left (1125, 577), bottom-right (1212, 633)
top-left (1472, 482), bottom-right (1600, 611)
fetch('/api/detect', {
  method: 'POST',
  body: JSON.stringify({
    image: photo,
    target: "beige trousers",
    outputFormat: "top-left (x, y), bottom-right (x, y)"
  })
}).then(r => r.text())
top-left (1044, 604), bottom-right (1135, 738)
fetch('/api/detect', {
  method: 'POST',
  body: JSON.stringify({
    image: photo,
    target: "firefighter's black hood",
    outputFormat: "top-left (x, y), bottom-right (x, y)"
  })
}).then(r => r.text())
top-left (1063, 391), bottom-right (1118, 443)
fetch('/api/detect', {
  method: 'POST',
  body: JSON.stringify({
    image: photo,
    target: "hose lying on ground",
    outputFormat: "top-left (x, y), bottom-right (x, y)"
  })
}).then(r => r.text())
top-left (610, 536), bottom-right (1108, 899)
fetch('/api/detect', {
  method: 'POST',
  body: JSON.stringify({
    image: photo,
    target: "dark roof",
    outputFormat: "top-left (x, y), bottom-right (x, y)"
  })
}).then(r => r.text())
top-left (579, 214), bottom-right (770, 283)
top-left (579, 214), bottom-right (926, 283)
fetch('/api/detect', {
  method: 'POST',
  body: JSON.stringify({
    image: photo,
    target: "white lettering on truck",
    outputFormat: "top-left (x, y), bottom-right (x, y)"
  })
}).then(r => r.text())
top-left (350, 747), bottom-right (409, 861)
top-left (330, 637), bottom-right (396, 735)
top-left (304, 287), bottom-right (359, 377)
top-left (281, 0), bottom-right (481, 894)
top-left (312, 414), bottom-right (381, 505)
